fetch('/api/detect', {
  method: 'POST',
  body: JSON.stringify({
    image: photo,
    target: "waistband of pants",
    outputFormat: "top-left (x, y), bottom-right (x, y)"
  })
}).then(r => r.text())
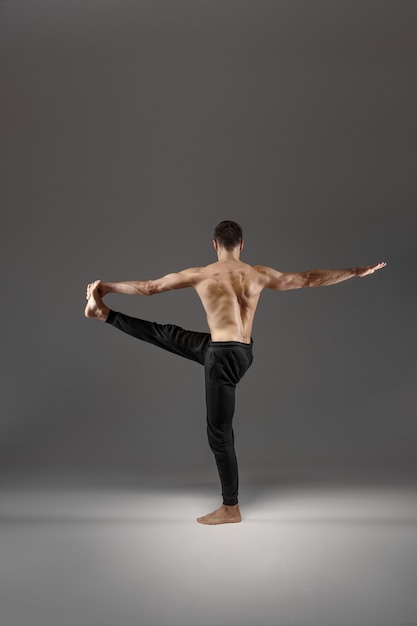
top-left (209, 339), bottom-right (253, 348)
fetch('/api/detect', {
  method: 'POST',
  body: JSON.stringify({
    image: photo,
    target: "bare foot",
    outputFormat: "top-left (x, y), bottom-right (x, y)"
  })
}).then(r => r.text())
top-left (84, 280), bottom-right (109, 321)
top-left (196, 504), bottom-right (242, 525)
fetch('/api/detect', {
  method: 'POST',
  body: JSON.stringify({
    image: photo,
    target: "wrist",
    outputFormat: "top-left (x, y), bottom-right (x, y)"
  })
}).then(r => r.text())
top-left (100, 282), bottom-right (112, 295)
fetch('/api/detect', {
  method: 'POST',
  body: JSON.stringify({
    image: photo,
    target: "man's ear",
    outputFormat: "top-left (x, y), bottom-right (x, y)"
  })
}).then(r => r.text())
top-left (213, 240), bottom-right (219, 251)
top-left (240, 240), bottom-right (244, 251)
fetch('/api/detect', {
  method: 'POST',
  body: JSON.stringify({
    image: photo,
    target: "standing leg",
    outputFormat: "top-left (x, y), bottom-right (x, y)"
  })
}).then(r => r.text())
top-left (205, 362), bottom-right (239, 506)
top-left (197, 342), bottom-right (253, 525)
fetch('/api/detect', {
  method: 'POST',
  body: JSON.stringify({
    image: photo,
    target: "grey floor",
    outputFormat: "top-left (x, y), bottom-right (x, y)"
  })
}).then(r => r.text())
top-left (1, 483), bottom-right (416, 626)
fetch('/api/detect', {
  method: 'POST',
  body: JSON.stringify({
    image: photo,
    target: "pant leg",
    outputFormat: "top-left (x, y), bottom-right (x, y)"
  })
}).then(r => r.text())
top-left (205, 342), bottom-right (253, 506)
top-left (106, 310), bottom-right (254, 504)
top-left (106, 309), bottom-right (210, 364)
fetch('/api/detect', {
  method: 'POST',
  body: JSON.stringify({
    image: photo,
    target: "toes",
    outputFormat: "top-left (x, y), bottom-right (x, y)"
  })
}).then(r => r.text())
top-left (197, 514), bottom-right (218, 525)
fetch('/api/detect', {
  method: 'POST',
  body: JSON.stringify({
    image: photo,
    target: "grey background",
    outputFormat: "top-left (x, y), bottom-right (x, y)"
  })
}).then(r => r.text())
top-left (1, 3), bottom-right (417, 626)
top-left (1, 0), bottom-right (416, 490)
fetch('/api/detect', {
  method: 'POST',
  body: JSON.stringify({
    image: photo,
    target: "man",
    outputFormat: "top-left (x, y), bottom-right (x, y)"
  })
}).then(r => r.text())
top-left (85, 220), bottom-right (386, 525)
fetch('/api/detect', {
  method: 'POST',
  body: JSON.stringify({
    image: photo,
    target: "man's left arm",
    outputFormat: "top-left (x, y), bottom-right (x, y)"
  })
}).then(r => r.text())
top-left (255, 262), bottom-right (387, 291)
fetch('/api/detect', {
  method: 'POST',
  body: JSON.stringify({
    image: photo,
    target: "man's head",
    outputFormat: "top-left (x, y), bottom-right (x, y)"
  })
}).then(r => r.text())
top-left (213, 220), bottom-right (243, 253)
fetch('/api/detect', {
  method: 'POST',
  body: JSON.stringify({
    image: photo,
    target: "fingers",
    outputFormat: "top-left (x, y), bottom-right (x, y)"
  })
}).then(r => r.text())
top-left (369, 262), bottom-right (387, 274)
top-left (86, 280), bottom-right (101, 300)
top-left (357, 262), bottom-right (387, 277)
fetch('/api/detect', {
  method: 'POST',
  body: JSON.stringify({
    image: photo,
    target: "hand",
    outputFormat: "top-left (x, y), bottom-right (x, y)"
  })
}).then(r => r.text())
top-left (356, 262), bottom-right (387, 277)
top-left (86, 280), bottom-right (108, 300)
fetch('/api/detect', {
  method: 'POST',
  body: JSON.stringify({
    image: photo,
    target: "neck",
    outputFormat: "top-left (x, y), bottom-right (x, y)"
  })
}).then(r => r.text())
top-left (217, 248), bottom-right (241, 262)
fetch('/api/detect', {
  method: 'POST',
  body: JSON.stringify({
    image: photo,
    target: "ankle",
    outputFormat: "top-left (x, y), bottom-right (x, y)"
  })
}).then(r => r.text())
top-left (98, 306), bottom-right (110, 321)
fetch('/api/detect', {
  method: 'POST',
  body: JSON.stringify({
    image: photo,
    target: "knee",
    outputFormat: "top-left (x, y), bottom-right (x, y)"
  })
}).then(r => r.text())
top-left (207, 427), bottom-right (234, 454)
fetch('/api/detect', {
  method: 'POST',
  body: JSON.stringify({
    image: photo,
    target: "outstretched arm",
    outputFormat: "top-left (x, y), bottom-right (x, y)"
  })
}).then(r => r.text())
top-left (87, 267), bottom-right (201, 299)
top-left (256, 262), bottom-right (386, 291)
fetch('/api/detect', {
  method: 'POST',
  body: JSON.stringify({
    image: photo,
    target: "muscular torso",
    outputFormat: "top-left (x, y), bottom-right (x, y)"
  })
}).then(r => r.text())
top-left (192, 261), bottom-right (264, 342)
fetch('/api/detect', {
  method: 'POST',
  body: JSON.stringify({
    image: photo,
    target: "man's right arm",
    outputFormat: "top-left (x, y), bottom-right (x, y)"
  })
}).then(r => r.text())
top-left (255, 262), bottom-right (386, 291)
top-left (98, 281), bottom-right (152, 296)
top-left (95, 267), bottom-right (202, 297)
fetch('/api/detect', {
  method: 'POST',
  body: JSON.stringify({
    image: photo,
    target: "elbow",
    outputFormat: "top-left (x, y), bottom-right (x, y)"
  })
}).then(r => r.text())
top-left (146, 280), bottom-right (159, 295)
top-left (303, 271), bottom-right (314, 288)
top-left (137, 280), bottom-right (156, 296)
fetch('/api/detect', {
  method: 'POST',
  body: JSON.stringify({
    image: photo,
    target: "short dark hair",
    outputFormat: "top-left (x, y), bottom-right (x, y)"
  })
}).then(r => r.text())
top-left (213, 220), bottom-right (243, 251)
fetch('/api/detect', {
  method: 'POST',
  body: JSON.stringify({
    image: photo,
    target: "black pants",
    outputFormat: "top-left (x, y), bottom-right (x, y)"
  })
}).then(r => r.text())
top-left (106, 310), bottom-right (253, 505)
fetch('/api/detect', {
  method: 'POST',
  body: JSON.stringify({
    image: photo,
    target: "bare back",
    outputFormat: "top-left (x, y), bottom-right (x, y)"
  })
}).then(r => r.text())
top-left (192, 260), bottom-right (264, 342)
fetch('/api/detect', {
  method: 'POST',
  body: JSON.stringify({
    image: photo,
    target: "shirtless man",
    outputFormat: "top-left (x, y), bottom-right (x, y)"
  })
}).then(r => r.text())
top-left (85, 220), bottom-right (386, 525)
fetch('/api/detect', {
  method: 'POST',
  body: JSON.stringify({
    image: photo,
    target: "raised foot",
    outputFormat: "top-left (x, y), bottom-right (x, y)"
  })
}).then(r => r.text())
top-left (196, 504), bottom-right (241, 525)
top-left (84, 280), bottom-right (109, 321)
